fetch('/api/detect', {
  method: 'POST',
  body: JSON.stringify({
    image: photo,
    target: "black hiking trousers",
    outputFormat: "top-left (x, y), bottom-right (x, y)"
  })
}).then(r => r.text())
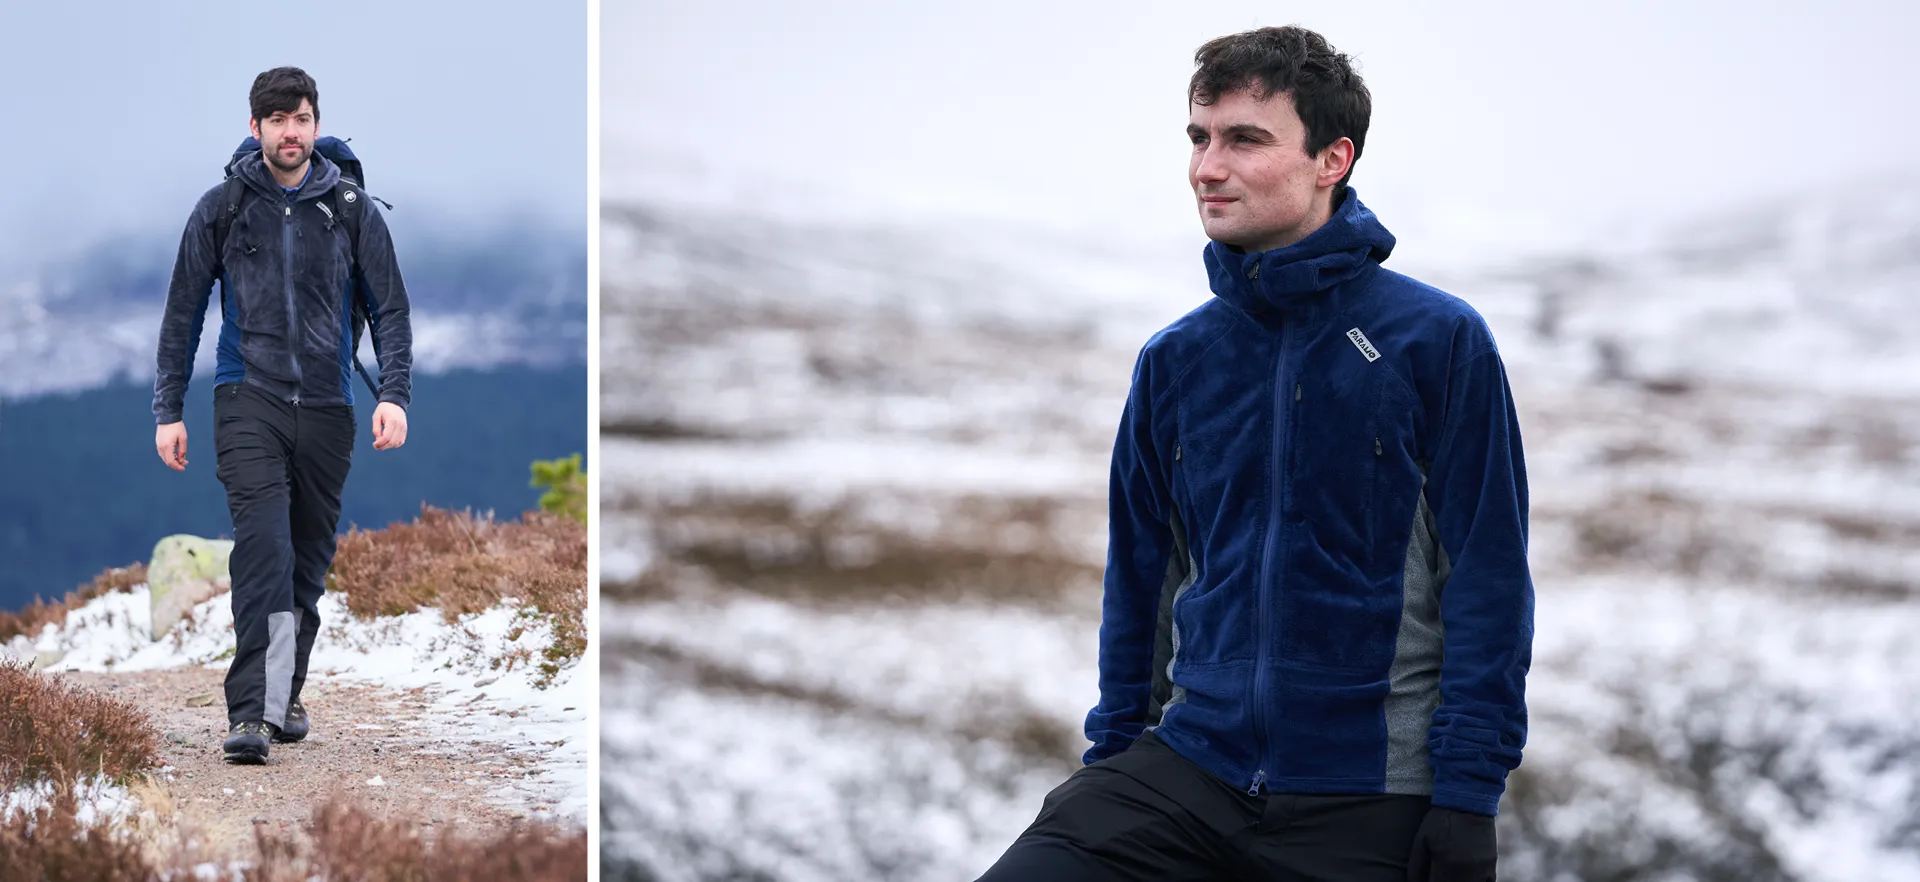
top-left (976, 730), bottom-right (1432, 882)
top-left (213, 382), bottom-right (354, 729)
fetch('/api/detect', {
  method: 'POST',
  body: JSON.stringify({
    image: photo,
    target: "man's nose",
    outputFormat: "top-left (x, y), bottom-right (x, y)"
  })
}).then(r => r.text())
top-left (1194, 143), bottom-right (1229, 183)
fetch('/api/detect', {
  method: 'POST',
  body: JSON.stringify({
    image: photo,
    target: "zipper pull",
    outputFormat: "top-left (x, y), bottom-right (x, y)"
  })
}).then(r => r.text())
top-left (285, 206), bottom-right (291, 217)
top-left (1375, 436), bottom-right (1382, 456)
top-left (1294, 383), bottom-right (1301, 402)
top-left (1174, 444), bottom-right (1182, 462)
top-left (1248, 769), bottom-right (1266, 796)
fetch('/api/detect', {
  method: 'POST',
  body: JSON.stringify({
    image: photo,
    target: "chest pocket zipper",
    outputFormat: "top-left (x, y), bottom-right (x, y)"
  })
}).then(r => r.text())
top-left (1171, 441), bottom-right (1202, 549)
top-left (1367, 433), bottom-right (1385, 567)
top-left (1172, 441), bottom-right (1187, 515)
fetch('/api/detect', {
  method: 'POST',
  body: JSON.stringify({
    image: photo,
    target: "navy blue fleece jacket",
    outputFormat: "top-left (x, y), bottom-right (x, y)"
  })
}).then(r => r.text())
top-left (1084, 188), bottom-right (1534, 817)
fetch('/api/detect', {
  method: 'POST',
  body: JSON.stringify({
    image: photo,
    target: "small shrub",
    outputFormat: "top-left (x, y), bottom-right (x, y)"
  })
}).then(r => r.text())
top-left (531, 453), bottom-right (588, 524)
top-left (0, 800), bottom-right (162, 882)
top-left (329, 505), bottom-right (588, 672)
top-left (0, 661), bottom-right (168, 881)
top-left (250, 792), bottom-right (589, 881)
top-left (0, 660), bottom-right (160, 787)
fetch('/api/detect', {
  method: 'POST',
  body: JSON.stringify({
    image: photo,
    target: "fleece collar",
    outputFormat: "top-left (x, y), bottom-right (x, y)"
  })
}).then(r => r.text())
top-left (1204, 187), bottom-right (1396, 315)
top-left (231, 148), bottom-right (342, 203)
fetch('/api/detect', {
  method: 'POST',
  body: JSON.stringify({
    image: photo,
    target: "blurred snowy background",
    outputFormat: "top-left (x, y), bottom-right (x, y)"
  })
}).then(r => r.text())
top-left (601, 2), bottom-right (1920, 879)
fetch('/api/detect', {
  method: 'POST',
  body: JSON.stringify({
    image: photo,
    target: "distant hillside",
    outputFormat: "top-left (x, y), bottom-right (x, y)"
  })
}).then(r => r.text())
top-left (0, 219), bottom-right (586, 401)
top-left (0, 363), bottom-right (588, 610)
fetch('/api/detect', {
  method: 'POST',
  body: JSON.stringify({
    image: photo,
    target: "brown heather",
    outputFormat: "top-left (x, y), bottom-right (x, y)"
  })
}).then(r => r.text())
top-left (248, 793), bottom-right (589, 881)
top-left (329, 504), bottom-right (588, 679)
top-left (0, 660), bottom-right (161, 786)
top-left (0, 659), bottom-right (165, 881)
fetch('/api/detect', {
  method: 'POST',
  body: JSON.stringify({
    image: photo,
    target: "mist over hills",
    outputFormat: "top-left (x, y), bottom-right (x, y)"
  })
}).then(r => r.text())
top-left (0, 214), bottom-right (587, 611)
top-left (1, 214), bottom-right (586, 401)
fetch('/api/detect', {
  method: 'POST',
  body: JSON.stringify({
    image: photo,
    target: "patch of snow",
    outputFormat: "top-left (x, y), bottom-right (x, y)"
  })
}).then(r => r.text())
top-left (1, 777), bottom-right (140, 829)
top-left (602, 594), bottom-right (1098, 736)
top-left (601, 659), bottom-right (1063, 882)
top-left (603, 436), bottom-right (1102, 505)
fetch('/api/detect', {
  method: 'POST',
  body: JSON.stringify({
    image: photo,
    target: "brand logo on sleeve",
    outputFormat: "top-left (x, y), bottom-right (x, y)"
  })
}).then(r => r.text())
top-left (1346, 328), bottom-right (1381, 363)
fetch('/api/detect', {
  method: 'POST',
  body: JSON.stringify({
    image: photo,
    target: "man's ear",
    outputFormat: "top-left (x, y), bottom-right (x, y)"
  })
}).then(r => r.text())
top-left (248, 117), bottom-right (261, 142)
top-left (1317, 136), bottom-right (1355, 189)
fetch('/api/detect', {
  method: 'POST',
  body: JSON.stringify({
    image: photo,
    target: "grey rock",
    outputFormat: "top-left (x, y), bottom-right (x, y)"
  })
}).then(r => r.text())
top-left (148, 535), bottom-right (234, 641)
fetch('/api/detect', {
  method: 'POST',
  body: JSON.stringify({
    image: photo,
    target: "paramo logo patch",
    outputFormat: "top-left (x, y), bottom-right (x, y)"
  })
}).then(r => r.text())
top-left (1346, 328), bottom-right (1381, 363)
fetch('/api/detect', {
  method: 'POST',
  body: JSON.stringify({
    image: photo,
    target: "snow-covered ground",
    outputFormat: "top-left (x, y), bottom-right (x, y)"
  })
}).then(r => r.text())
top-left (6, 583), bottom-right (587, 825)
top-left (602, 168), bottom-right (1920, 881)
top-left (0, 776), bottom-right (139, 829)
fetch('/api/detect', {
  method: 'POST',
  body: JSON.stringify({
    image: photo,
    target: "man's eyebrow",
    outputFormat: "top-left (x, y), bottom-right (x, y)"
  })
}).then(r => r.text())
top-left (1187, 123), bottom-right (1275, 139)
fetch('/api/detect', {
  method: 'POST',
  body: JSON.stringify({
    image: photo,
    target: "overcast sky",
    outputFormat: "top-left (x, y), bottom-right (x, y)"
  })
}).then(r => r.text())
top-left (0, 1), bottom-right (586, 272)
top-left (608, 0), bottom-right (1920, 264)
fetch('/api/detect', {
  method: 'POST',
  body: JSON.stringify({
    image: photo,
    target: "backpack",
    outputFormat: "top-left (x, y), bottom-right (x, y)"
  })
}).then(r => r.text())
top-left (213, 136), bottom-right (389, 398)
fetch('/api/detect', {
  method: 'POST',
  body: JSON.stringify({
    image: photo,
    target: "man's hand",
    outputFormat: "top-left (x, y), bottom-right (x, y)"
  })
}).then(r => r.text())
top-left (156, 422), bottom-right (189, 471)
top-left (1406, 806), bottom-right (1497, 882)
top-left (372, 402), bottom-right (408, 450)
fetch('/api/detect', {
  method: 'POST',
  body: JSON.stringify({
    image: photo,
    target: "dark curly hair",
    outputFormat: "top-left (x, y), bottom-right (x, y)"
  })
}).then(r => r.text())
top-left (1190, 26), bottom-right (1371, 197)
top-left (249, 66), bottom-right (320, 124)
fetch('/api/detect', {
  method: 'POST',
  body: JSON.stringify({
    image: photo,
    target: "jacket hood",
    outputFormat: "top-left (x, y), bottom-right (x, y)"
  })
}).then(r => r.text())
top-left (1204, 187), bottom-right (1396, 315)
top-left (227, 138), bottom-right (344, 202)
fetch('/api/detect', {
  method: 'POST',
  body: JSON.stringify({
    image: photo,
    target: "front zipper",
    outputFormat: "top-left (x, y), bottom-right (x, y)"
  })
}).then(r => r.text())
top-left (282, 201), bottom-right (303, 405)
top-left (1251, 319), bottom-right (1295, 795)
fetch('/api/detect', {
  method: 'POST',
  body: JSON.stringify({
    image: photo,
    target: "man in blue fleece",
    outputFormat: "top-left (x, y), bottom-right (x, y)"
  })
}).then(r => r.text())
top-left (978, 25), bottom-right (1532, 882)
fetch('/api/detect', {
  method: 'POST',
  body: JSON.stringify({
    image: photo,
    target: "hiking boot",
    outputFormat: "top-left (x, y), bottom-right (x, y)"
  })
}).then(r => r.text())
top-left (275, 699), bottom-right (310, 743)
top-left (223, 721), bottom-right (278, 764)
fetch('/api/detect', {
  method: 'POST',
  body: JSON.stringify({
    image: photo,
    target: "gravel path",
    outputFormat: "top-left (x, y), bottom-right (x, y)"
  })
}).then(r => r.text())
top-left (61, 667), bottom-right (558, 861)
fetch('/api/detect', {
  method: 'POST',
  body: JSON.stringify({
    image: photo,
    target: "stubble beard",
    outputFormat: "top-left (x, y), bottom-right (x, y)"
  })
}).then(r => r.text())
top-left (266, 142), bottom-right (311, 174)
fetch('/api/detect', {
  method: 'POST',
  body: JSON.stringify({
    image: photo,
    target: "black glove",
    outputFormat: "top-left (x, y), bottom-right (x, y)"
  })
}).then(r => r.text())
top-left (1405, 806), bottom-right (1497, 881)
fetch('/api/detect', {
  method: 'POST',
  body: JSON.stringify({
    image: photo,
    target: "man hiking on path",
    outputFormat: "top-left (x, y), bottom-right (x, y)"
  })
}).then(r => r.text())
top-left (978, 26), bottom-right (1533, 881)
top-left (152, 66), bottom-right (414, 765)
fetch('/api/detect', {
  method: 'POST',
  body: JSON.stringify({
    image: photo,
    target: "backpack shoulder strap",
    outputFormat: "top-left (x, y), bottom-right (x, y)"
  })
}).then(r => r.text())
top-left (332, 181), bottom-right (380, 399)
top-left (330, 183), bottom-right (363, 271)
top-left (212, 175), bottom-right (246, 262)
